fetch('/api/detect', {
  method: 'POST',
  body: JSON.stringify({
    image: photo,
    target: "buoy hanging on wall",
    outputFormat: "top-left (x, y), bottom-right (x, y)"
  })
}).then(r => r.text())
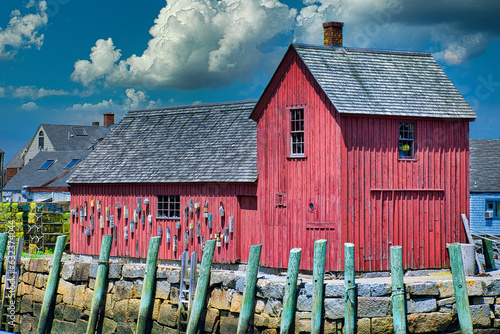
top-left (219, 202), bottom-right (224, 217)
top-left (204, 201), bottom-right (208, 218)
top-left (166, 228), bottom-right (171, 243)
top-left (229, 216), bottom-right (234, 233)
top-left (208, 214), bottom-right (213, 229)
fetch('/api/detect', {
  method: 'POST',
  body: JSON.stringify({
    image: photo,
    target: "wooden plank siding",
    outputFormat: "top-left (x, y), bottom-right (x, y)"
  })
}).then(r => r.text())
top-left (341, 116), bottom-right (470, 271)
top-left (70, 183), bottom-right (257, 263)
top-left (256, 52), bottom-right (343, 271)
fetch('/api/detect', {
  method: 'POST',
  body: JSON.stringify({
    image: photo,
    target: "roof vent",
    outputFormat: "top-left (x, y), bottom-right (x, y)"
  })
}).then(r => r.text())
top-left (323, 21), bottom-right (344, 47)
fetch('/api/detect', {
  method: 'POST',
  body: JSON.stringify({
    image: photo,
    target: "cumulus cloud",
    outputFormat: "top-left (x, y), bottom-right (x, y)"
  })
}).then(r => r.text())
top-left (295, 0), bottom-right (499, 65)
top-left (20, 101), bottom-right (39, 110)
top-left (0, 1), bottom-right (48, 59)
top-left (71, 0), bottom-right (296, 89)
top-left (0, 87), bottom-right (5, 98)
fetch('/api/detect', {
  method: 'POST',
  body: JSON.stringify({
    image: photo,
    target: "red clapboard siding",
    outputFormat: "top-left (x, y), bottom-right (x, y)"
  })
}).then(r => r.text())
top-left (340, 116), bottom-right (469, 271)
top-left (70, 183), bottom-right (257, 263)
top-left (255, 52), bottom-right (343, 271)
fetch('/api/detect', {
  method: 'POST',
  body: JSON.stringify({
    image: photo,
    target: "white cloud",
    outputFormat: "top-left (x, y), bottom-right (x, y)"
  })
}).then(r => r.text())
top-left (20, 101), bottom-right (39, 110)
top-left (11, 85), bottom-right (71, 99)
top-left (0, 87), bottom-right (5, 98)
top-left (71, 0), bottom-right (296, 89)
top-left (0, 1), bottom-right (48, 59)
top-left (71, 38), bottom-right (122, 87)
top-left (65, 89), bottom-right (160, 113)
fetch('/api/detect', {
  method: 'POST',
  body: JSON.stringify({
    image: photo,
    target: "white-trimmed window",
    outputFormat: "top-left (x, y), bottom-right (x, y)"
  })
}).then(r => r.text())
top-left (157, 195), bottom-right (180, 219)
top-left (290, 109), bottom-right (304, 156)
top-left (399, 122), bottom-right (414, 159)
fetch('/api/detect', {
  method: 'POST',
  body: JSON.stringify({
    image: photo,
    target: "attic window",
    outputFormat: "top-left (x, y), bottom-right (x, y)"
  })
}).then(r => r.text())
top-left (39, 160), bottom-right (54, 170)
top-left (73, 127), bottom-right (87, 136)
top-left (399, 122), bottom-right (414, 159)
top-left (157, 195), bottom-right (180, 219)
top-left (290, 109), bottom-right (304, 156)
top-left (65, 159), bottom-right (80, 169)
top-left (38, 131), bottom-right (44, 149)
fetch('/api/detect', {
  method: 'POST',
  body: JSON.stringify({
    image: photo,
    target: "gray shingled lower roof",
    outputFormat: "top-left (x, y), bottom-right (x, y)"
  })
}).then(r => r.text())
top-left (470, 139), bottom-right (500, 193)
top-left (68, 100), bottom-right (258, 184)
top-left (293, 44), bottom-right (477, 119)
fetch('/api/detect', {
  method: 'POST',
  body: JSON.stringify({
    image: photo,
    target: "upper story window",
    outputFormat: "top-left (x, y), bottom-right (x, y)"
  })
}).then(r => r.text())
top-left (398, 122), bottom-right (414, 159)
top-left (157, 195), bottom-right (180, 219)
top-left (486, 201), bottom-right (500, 218)
top-left (290, 109), bottom-right (304, 157)
top-left (38, 131), bottom-right (44, 150)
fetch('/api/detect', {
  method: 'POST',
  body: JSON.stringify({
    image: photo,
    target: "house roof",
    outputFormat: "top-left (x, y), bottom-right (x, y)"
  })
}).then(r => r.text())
top-left (470, 139), bottom-right (500, 193)
top-left (67, 100), bottom-right (258, 184)
top-left (3, 150), bottom-right (91, 191)
top-left (5, 142), bottom-right (30, 169)
top-left (0, 147), bottom-right (4, 154)
top-left (40, 123), bottom-right (112, 151)
top-left (252, 44), bottom-right (476, 120)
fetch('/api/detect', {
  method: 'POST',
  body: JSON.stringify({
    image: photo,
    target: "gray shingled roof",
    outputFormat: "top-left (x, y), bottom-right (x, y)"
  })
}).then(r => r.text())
top-left (41, 124), bottom-right (112, 151)
top-left (292, 44), bottom-right (477, 119)
top-left (3, 150), bottom-right (90, 191)
top-left (5, 142), bottom-right (29, 169)
top-left (470, 139), bottom-right (500, 193)
top-left (68, 100), bottom-right (258, 184)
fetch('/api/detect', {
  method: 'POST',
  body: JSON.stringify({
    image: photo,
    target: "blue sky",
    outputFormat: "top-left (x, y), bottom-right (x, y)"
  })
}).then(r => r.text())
top-left (0, 0), bottom-right (499, 163)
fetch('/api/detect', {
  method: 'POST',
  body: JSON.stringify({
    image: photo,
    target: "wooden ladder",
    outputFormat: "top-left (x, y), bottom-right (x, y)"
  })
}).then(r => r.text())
top-left (177, 251), bottom-right (198, 334)
top-left (0, 237), bottom-right (24, 331)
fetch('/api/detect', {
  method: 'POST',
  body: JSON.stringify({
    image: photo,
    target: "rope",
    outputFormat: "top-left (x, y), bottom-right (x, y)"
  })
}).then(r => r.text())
top-left (345, 285), bottom-right (356, 304)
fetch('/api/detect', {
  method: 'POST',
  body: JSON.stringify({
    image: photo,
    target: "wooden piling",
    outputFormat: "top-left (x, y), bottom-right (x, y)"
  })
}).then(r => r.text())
top-left (482, 239), bottom-right (496, 270)
top-left (186, 239), bottom-right (216, 334)
top-left (136, 236), bottom-right (161, 334)
top-left (280, 248), bottom-right (301, 334)
top-left (448, 243), bottom-right (473, 334)
top-left (311, 239), bottom-right (327, 334)
top-left (237, 244), bottom-right (263, 334)
top-left (86, 234), bottom-right (113, 334)
top-left (390, 246), bottom-right (407, 334)
top-left (0, 232), bottom-right (9, 263)
top-left (37, 235), bottom-right (67, 334)
top-left (344, 243), bottom-right (356, 334)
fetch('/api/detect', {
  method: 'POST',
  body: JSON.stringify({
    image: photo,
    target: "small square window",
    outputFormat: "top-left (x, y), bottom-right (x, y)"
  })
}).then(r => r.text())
top-left (73, 127), bottom-right (87, 136)
top-left (157, 195), bottom-right (180, 219)
top-left (399, 123), bottom-right (414, 159)
top-left (39, 160), bottom-right (55, 170)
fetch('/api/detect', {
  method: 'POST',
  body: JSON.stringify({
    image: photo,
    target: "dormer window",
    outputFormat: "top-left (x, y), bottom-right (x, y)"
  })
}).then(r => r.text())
top-left (38, 131), bottom-right (44, 150)
top-left (39, 160), bottom-right (54, 170)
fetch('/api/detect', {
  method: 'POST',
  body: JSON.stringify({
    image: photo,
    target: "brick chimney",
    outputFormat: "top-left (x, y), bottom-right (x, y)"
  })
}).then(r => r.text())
top-left (103, 113), bottom-right (115, 127)
top-left (92, 121), bottom-right (100, 126)
top-left (323, 21), bottom-right (344, 47)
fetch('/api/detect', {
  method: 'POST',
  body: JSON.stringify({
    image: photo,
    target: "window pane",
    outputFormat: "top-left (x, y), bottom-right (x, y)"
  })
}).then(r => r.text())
top-left (496, 202), bottom-right (500, 217)
top-left (487, 201), bottom-right (494, 210)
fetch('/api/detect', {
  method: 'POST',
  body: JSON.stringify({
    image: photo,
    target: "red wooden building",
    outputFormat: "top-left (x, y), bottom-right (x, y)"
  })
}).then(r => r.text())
top-left (68, 23), bottom-right (476, 271)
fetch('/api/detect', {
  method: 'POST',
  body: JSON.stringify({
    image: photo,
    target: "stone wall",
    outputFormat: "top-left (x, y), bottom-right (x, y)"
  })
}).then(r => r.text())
top-left (12, 257), bottom-right (500, 333)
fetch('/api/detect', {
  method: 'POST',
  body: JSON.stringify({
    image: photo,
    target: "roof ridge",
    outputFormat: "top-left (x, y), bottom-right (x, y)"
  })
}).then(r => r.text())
top-left (292, 43), bottom-right (431, 57)
top-left (41, 123), bottom-right (108, 128)
top-left (128, 99), bottom-right (258, 113)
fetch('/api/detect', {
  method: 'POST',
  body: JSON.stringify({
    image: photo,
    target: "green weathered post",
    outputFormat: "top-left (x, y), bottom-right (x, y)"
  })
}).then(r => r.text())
top-left (280, 248), bottom-right (302, 334)
top-left (344, 243), bottom-right (356, 334)
top-left (86, 234), bottom-right (113, 334)
top-left (311, 239), bottom-right (327, 334)
top-left (237, 244), bottom-right (263, 334)
top-left (136, 236), bottom-right (161, 334)
top-left (37, 235), bottom-right (67, 334)
top-left (390, 246), bottom-right (407, 334)
top-left (0, 232), bottom-right (9, 263)
top-left (186, 240), bottom-right (216, 334)
top-left (482, 239), bottom-right (496, 270)
top-left (448, 243), bottom-right (473, 334)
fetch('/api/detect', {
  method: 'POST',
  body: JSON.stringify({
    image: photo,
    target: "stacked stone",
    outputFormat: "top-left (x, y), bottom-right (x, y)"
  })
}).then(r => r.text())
top-left (14, 257), bottom-right (500, 333)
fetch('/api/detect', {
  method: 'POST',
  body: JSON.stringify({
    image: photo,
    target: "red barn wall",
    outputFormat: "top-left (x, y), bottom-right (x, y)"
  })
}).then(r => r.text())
top-left (70, 183), bottom-right (257, 263)
top-left (255, 52), bottom-right (343, 270)
top-left (341, 116), bottom-right (470, 271)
